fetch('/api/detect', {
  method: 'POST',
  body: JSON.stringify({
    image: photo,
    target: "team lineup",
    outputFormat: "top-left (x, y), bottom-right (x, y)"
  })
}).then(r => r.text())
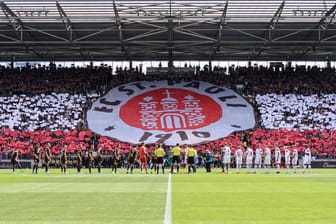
top-left (10, 141), bottom-right (313, 175)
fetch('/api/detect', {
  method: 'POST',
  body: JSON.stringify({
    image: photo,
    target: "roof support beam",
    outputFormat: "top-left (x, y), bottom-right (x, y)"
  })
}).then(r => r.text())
top-left (319, 3), bottom-right (336, 41)
top-left (74, 26), bottom-right (117, 42)
top-left (321, 34), bottom-right (336, 42)
top-left (210, 1), bottom-right (228, 60)
top-left (124, 29), bottom-right (167, 42)
top-left (125, 20), bottom-right (167, 30)
top-left (223, 25), bottom-right (268, 41)
top-left (30, 48), bottom-right (45, 60)
top-left (318, 3), bottom-right (336, 28)
top-left (1, 1), bottom-right (67, 43)
top-left (1, 40), bottom-right (335, 45)
top-left (273, 26), bottom-right (315, 42)
top-left (168, 18), bottom-right (173, 68)
top-left (254, 1), bottom-right (285, 59)
top-left (113, 0), bottom-right (130, 60)
top-left (56, 1), bottom-right (73, 41)
top-left (25, 25), bottom-right (69, 42)
top-left (266, 1), bottom-right (285, 41)
top-left (0, 33), bottom-right (20, 42)
top-left (174, 19), bottom-right (217, 30)
top-left (168, 0), bottom-right (173, 68)
top-left (0, 0), bottom-right (336, 62)
top-left (300, 3), bottom-right (336, 57)
top-left (0, 1), bottom-right (23, 41)
top-left (174, 29), bottom-right (217, 42)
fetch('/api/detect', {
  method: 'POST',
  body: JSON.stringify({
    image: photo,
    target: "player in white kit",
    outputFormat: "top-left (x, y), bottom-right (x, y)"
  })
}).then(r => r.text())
top-left (245, 146), bottom-right (254, 173)
top-left (303, 146), bottom-right (312, 174)
top-left (235, 145), bottom-right (243, 174)
top-left (292, 146), bottom-right (299, 174)
top-left (263, 144), bottom-right (271, 174)
top-left (284, 146), bottom-right (291, 174)
top-left (222, 143), bottom-right (231, 174)
top-left (254, 144), bottom-right (263, 173)
top-left (274, 144), bottom-right (281, 174)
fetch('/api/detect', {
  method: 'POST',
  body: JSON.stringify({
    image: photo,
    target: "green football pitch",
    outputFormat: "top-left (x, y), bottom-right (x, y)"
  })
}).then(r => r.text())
top-left (0, 168), bottom-right (336, 224)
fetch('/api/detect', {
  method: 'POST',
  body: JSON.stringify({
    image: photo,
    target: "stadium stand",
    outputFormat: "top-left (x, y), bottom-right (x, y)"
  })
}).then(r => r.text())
top-left (0, 64), bottom-right (335, 162)
top-left (0, 65), bottom-right (113, 95)
top-left (0, 93), bottom-right (100, 131)
top-left (256, 94), bottom-right (336, 130)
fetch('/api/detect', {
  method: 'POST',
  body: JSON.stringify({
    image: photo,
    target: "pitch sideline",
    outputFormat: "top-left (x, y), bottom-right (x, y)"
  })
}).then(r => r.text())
top-left (164, 173), bottom-right (172, 224)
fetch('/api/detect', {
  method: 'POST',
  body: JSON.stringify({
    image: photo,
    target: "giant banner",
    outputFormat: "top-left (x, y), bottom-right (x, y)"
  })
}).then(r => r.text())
top-left (87, 81), bottom-right (255, 145)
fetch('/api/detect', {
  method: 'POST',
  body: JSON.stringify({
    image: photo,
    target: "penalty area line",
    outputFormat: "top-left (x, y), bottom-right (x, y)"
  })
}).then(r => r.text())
top-left (164, 173), bottom-right (172, 224)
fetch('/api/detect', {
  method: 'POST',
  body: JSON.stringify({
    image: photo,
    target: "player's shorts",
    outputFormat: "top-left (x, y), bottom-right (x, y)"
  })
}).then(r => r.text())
top-left (236, 159), bottom-right (242, 165)
top-left (140, 157), bottom-right (147, 164)
top-left (223, 156), bottom-right (231, 164)
top-left (157, 157), bottom-right (164, 164)
top-left (264, 158), bottom-right (271, 165)
top-left (168, 157), bottom-right (172, 165)
top-left (187, 157), bottom-right (195, 165)
top-left (292, 159), bottom-right (298, 165)
top-left (172, 155), bottom-right (180, 164)
top-left (128, 157), bottom-right (135, 164)
top-left (254, 157), bottom-right (262, 165)
top-left (303, 157), bottom-right (311, 165)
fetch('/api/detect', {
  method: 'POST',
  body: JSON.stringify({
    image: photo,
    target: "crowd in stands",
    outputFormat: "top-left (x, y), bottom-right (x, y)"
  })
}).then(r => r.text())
top-left (0, 128), bottom-right (335, 161)
top-left (0, 63), bottom-right (335, 160)
top-left (256, 93), bottom-right (336, 130)
top-left (222, 64), bottom-right (336, 95)
top-left (0, 64), bottom-right (112, 96)
top-left (0, 93), bottom-right (100, 131)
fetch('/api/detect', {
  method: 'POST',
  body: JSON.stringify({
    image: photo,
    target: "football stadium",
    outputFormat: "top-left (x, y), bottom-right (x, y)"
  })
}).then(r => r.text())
top-left (0, 0), bottom-right (336, 223)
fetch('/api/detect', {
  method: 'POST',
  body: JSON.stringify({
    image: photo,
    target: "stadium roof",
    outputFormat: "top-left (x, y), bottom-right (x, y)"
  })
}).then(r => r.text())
top-left (0, 0), bottom-right (336, 61)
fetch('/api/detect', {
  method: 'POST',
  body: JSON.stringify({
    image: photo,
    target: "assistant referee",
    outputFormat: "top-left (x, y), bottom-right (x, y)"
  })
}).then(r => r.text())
top-left (170, 143), bottom-right (181, 174)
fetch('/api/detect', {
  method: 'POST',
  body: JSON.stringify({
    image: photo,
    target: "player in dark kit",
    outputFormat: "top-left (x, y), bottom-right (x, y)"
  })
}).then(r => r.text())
top-left (32, 144), bottom-right (41, 174)
top-left (11, 149), bottom-right (21, 172)
top-left (97, 145), bottom-right (104, 174)
top-left (88, 145), bottom-right (95, 174)
top-left (44, 143), bottom-right (51, 174)
top-left (60, 145), bottom-right (67, 174)
top-left (150, 144), bottom-right (158, 174)
top-left (76, 150), bottom-right (83, 174)
top-left (126, 146), bottom-right (138, 174)
top-left (111, 145), bottom-right (120, 174)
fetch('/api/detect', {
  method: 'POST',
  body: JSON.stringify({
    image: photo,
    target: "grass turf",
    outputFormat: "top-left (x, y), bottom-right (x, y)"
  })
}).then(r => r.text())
top-left (172, 169), bottom-right (336, 224)
top-left (0, 168), bottom-right (336, 224)
top-left (0, 169), bottom-right (167, 224)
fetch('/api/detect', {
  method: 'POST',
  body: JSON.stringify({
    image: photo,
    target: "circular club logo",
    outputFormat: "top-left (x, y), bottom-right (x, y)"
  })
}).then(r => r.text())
top-left (119, 88), bottom-right (222, 132)
top-left (87, 81), bottom-right (255, 145)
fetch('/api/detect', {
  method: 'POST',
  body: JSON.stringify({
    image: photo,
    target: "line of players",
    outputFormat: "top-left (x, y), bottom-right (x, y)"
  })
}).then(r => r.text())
top-left (10, 141), bottom-right (312, 175)
top-left (11, 143), bottom-right (111, 174)
top-left (11, 142), bottom-right (167, 175)
top-left (222, 143), bottom-right (312, 174)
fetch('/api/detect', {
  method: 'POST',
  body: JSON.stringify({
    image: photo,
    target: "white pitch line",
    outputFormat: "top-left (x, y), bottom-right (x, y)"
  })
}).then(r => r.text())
top-left (164, 173), bottom-right (172, 224)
